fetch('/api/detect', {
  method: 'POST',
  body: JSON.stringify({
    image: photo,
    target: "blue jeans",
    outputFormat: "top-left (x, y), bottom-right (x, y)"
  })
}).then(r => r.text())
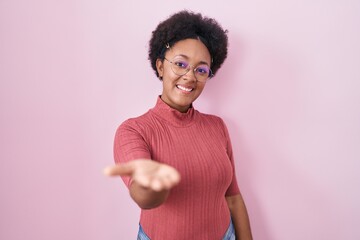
top-left (137, 218), bottom-right (235, 240)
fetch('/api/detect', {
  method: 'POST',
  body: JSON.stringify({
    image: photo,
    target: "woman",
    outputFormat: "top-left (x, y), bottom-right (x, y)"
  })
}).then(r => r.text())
top-left (105, 10), bottom-right (253, 240)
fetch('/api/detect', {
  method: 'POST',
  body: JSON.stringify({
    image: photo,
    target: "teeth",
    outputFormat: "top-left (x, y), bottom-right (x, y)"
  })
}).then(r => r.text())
top-left (177, 85), bottom-right (193, 92)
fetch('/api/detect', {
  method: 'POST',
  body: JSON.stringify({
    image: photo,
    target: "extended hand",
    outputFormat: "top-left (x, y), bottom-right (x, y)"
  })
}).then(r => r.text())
top-left (104, 159), bottom-right (181, 192)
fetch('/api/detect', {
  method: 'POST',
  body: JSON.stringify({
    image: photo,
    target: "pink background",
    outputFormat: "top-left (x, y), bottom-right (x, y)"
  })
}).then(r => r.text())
top-left (1, 0), bottom-right (359, 239)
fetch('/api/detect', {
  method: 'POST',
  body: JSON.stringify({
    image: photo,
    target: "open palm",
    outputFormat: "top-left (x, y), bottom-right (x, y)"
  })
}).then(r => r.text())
top-left (104, 159), bottom-right (181, 192)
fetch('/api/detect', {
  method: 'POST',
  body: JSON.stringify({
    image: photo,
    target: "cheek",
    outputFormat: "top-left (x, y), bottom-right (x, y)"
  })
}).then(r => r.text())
top-left (197, 84), bottom-right (206, 93)
top-left (163, 71), bottom-right (181, 84)
top-left (162, 77), bottom-right (177, 89)
top-left (164, 68), bottom-right (177, 79)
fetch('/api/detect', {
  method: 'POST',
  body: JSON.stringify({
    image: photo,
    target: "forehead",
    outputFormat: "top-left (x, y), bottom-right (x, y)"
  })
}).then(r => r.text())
top-left (167, 38), bottom-right (211, 64)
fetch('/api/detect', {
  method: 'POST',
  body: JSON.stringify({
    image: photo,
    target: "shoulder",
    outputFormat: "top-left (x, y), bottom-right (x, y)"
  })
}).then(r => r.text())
top-left (197, 111), bottom-right (226, 127)
top-left (196, 111), bottom-right (230, 139)
top-left (116, 110), bottom-right (153, 135)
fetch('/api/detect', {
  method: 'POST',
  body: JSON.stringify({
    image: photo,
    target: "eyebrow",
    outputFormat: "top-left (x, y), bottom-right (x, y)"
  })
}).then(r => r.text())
top-left (174, 54), bottom-right (210, 66)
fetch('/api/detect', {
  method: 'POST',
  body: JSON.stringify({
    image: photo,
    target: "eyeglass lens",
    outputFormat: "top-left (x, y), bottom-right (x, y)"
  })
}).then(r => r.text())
top-left (170, 57), bottom-right (212, 81)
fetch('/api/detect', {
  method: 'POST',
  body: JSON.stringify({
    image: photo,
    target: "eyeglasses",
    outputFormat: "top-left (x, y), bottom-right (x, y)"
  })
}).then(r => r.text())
top-left (164, 56), bottom-right (213, 82)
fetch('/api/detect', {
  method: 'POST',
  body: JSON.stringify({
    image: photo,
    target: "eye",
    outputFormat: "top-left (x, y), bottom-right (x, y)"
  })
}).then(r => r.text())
top-left (174, 61), bottom-right (189, 69)
top-left (196, 66), bottom-right (210, 75)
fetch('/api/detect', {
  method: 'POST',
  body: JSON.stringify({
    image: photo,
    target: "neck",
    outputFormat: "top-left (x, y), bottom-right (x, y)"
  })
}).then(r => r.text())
top-left (160, 96), bottom-right (192, 113)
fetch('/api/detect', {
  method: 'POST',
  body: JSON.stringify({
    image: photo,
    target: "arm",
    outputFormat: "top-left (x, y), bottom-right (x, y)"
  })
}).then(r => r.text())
top-left (104, 159), bottom-right (181, 209)
top-left (219, 119), bottom-right (252, 238)
top-left (111, 121), bottom-right (180, 209)
top-left (226, 193), bottom-right (253, 240)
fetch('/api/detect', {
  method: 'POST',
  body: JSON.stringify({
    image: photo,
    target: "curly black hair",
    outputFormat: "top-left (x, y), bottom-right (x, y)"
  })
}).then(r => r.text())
top-left (148, 10), bottom-right (228, 79)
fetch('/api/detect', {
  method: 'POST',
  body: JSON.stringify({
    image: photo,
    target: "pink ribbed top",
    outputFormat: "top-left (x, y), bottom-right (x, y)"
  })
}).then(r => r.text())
top-left (114, 97), bottom-right (240, 239)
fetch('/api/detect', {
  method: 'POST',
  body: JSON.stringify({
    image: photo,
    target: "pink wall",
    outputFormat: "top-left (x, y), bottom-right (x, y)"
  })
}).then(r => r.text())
top-left (1, 0), bottom-right (359, 239)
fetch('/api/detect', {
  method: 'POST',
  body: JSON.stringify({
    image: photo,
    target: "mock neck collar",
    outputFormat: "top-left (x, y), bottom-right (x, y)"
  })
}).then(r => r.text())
top-left (150, 96), bottom-right (198, 127)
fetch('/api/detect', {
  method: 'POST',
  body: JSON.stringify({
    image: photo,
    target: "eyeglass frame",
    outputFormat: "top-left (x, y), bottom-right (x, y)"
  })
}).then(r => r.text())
top-left (163, 57), bottom-right (214, 82)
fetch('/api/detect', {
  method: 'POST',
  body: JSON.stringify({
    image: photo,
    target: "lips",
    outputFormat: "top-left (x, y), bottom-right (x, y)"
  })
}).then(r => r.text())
top-left (176, 84), bottom-right (193, 92)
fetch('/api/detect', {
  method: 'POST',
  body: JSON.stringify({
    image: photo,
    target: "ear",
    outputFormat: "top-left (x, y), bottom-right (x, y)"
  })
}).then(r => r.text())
top-left (156, 58), bottom-right (164, 78)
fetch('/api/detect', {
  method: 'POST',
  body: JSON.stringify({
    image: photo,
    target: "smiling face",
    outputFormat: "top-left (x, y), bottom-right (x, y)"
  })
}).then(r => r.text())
top-left (156, 38), bottom-right (211, 113)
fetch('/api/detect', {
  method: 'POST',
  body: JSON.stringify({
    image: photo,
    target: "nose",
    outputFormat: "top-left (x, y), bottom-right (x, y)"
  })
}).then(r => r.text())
top-left (183, 67), bottom-right (197, 81)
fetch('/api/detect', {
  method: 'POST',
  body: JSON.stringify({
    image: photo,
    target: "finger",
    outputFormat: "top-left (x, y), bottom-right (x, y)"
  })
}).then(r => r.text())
top-left (170, 170), bottom-right (181, 184)
top-left (162, 168), bottom-right (181, 185)
top-left (150, 177), bottom-right (176, 192)
top-left (103, 163), bottom-right (134, 177)
top-left (161, 174), bottom-right (179, 189)
top-left (150, 178), bottom-right (164, 192)
top-left (134, 174), bottom-right (152, 188)
top-left (159, 177), bottom-right (172, 190)
top-left (152, 171), bottom-right (181, 191)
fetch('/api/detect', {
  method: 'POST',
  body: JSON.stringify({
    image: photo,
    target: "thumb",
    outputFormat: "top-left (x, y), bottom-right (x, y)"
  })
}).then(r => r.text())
top-left (103, 163), bottom-right (134, 177)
